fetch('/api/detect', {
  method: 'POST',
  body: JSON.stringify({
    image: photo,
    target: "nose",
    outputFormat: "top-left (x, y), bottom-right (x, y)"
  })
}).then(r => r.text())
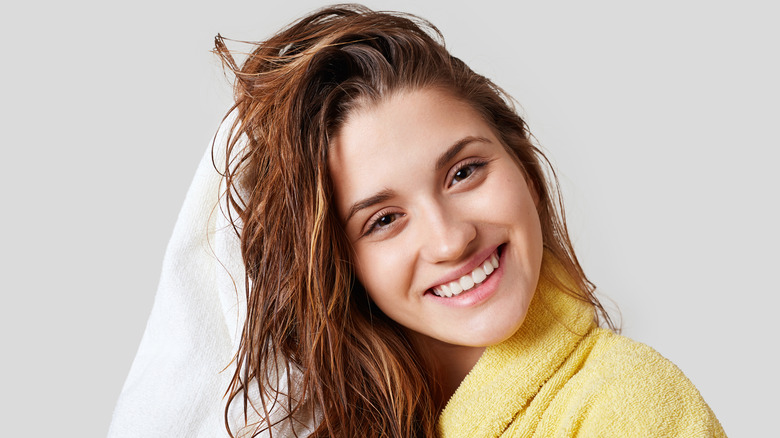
top-left (418, 200), bottom-right (477, 264)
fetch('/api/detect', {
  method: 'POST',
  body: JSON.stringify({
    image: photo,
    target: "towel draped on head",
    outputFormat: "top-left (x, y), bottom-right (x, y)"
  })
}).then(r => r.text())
top-left (108, 117), bottom-right (248, 436)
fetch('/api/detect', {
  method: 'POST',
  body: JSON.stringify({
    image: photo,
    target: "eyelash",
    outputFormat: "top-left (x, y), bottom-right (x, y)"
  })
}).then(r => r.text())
top-left (361, 158), bottom-right (489, 237)
top-left (363, 208), bottom-right (402, 237)
top-left (448, 159), bottom-right (488, 187)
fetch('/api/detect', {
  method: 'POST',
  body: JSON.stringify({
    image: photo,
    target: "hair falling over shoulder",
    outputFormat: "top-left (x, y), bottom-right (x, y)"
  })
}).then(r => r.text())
top-left (213, 4), bottom-right (615, 437)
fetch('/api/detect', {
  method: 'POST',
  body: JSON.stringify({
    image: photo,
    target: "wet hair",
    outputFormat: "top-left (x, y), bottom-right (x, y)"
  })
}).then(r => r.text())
top-left (214, 4), bottom-right (615, 437)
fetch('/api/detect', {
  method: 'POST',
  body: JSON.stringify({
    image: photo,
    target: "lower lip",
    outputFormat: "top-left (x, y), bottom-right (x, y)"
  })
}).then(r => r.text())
top-left (425, 248), bottom-right (506, 308)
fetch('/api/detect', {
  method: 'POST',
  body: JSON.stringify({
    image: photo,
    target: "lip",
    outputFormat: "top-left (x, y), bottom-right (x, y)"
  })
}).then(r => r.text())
top-left (425, 245), bottom-right (506, 307)
top-left (425, 244), bottom-right (502, 293)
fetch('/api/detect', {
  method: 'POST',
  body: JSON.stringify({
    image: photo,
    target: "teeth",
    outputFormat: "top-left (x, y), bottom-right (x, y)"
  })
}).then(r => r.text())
top-left (432, 250), bottom-right (500, 297)
top-left (459, 275), bottom-right (475, 291)
top-left (472, 267), bottom-right (486, 284)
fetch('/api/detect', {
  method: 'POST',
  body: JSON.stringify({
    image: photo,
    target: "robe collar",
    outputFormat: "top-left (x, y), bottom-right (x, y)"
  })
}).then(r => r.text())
top-left (438, 256), bottom-right (596, 437)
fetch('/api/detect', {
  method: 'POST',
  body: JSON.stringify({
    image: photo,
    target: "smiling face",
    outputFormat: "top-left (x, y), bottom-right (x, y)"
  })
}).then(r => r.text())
top-left (329, 88), bottom-right (544, 358)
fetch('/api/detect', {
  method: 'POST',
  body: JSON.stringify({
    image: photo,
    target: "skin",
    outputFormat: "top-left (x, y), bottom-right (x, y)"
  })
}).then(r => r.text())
top-left (329, 88), bottom-right (544, 400)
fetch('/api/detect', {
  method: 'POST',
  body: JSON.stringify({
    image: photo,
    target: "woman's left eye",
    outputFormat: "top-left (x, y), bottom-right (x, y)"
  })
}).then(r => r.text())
top-left (449, 160), bottom-right (487, 186)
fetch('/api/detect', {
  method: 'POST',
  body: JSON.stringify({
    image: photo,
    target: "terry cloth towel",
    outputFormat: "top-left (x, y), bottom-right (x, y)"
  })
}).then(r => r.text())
top-left (107, 119), bottom-right (243, 436)
top-left (108, 117), bottom-right (246, 437)
top-left (437, 263), bottom-right (726, 437)
top-left (108, 118), bottom-right (318, 437)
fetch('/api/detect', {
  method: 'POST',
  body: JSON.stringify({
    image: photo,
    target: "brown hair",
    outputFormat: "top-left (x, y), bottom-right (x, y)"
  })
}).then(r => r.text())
top-left (214, 4), bottom-right (615, 437)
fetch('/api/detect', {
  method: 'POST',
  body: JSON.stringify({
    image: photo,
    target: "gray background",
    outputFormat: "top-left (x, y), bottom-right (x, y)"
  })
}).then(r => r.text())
top-left (2, 0), bottom-right (777, 436)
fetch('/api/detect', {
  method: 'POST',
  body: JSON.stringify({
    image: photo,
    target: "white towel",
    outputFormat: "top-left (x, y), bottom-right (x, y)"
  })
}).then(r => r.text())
top-left (108, 118), bottom-right (248, 437)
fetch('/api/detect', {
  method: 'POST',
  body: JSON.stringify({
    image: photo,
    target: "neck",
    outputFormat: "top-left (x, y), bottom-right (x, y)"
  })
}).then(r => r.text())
top-left (413, 334), bottom-right (486, 409)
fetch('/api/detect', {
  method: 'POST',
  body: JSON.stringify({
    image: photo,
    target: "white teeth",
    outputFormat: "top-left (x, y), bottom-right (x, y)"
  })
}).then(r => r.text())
top-left (459, 275), bottom-right (475, 291)
top-left (432, 250), bottom-right (500, 297)
top-left (472, 267), bottom-right (486, 284)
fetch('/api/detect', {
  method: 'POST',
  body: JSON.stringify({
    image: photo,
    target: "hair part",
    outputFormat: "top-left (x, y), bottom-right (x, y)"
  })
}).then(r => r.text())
top-left (213, 4), bottom-right (615, 437)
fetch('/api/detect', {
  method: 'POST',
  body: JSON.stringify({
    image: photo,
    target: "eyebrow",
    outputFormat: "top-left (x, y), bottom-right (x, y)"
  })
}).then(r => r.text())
top-left (344, 136), bottom-right (491, 223)
top-left (435, 136), bottom-right (491, 171)
top-left (345, 189), bottom-right (395, 223)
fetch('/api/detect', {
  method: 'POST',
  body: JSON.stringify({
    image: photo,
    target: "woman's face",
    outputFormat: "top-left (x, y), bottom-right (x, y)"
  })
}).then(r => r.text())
top-left (329, 88), bottom-right (543, 352)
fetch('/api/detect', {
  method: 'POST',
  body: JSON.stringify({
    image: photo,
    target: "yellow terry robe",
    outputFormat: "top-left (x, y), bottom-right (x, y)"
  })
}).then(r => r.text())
top-left (438, 269), bottom-right (726, 437)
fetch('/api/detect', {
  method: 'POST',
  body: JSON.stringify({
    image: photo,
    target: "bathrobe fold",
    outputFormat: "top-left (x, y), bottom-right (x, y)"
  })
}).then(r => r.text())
top-left (437, 264), bottom-right (726, 437)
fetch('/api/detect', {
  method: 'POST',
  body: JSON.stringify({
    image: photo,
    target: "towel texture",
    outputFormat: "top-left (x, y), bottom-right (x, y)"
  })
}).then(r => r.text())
top-left (437, 264), bottom-right (726, 437)
top-left (108, 119), bottom-right (251, 437)
top-left (108, 119), bottom-right (317, 437)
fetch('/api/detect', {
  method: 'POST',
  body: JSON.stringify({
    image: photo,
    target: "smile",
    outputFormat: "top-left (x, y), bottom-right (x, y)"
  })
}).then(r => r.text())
top-left (431, 250), bottom-right (500, 297)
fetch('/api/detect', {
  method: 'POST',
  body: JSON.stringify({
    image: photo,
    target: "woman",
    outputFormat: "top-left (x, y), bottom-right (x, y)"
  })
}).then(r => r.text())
top-left (215, 4), bottom-right (724, 437)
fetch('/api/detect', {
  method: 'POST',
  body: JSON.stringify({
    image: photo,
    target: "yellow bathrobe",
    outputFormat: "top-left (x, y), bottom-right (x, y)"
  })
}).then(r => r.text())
top-left (438, 269), bottom-right (725, 437)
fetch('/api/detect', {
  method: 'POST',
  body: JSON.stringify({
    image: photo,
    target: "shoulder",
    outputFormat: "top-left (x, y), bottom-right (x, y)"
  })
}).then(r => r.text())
top-left (564, 328), bottom-right (726, 437)
top-left (584, 328), bottom-right (691, 388)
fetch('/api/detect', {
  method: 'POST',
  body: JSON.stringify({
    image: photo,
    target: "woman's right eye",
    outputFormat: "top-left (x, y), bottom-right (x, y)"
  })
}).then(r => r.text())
top-left (376, 214), bottom-right (396, 227)
top-left (363, 211), bottom-right (402, 237)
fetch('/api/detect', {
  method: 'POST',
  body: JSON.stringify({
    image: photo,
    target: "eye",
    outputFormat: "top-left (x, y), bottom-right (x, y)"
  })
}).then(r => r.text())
top-left (449, 160), bottom-right (487, 186)
top-left (363, 210), bottom-right (404, 237)
top-left (375, 214), bottom-right (397, 227)
top-left (453, 166), bottom-right (474, 182)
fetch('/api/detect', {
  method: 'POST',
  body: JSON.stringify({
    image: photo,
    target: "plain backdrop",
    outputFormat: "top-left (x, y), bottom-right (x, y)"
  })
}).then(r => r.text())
top-left (2, 0), bottom-right (777, 436)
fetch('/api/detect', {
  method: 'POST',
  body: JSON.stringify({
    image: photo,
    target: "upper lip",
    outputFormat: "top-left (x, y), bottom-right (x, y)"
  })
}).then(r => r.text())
top-left (425, 245), bottom-right (501, 292)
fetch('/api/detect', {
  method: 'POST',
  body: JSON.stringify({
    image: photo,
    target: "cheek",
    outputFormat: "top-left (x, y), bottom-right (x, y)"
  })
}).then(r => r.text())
top-left (353, 241), bottom-right (412, 307)
top-left (488, 171), bottom-right (544, 257)
top-left (485, 172), bottom-right (536, 222)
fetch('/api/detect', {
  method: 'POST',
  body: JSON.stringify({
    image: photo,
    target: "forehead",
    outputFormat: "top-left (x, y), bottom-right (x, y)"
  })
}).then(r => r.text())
top-left (327, 88), bottom-right (498, 216)
top-left (335, 87), bottom-right (486, 143)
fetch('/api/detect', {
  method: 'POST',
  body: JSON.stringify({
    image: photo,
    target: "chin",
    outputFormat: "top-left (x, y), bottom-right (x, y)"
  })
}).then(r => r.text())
top-left (453, 305), bottom-right (533, 348)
